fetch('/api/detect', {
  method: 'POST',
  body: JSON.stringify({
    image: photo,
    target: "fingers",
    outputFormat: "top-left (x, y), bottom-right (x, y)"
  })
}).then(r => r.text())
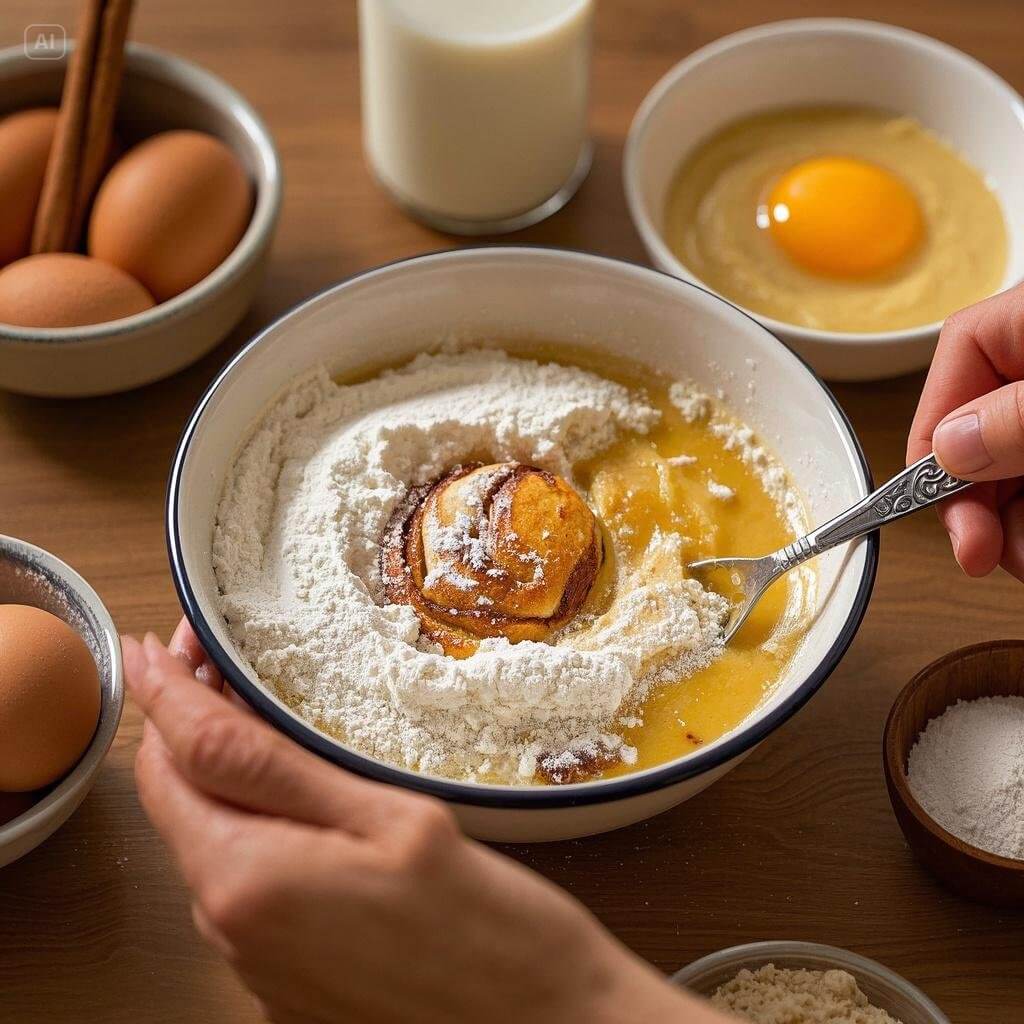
top-left (907, 283), bottom-right (1024, 463)
top-left (134, 719), bottom-right (254, 889)
top-left (907, 284), bottom-right (1024, 566)
top-left (124, 634), bottom-right (396, 836)
top-left (169, 617), bottom-right (224, 692)
top-left (933, 380), bottom-right (1024, 482)
top-left (937, 486), bottom-right (1003, 576)
top-left (122, 633), bottom-right (147, 690)
top-left (136, 720), bottom-right (360, 961)
top-left (907, 299), bottom-right (1002, 465)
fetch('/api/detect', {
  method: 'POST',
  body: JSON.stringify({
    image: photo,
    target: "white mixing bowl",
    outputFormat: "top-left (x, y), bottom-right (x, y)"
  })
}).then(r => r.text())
top-left (167, 247), bottom-right (877, 842)
top-left (624, 19), bottom-right (1024, 382)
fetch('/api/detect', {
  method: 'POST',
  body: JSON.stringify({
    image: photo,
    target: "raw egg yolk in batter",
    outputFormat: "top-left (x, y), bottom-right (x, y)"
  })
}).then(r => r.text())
top-left (763, 157), bottom-right (923, 278)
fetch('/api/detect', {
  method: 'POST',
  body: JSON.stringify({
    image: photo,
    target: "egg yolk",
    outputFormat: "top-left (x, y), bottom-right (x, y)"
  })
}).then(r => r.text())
top-left (763, 157), bottom-right (923, 278)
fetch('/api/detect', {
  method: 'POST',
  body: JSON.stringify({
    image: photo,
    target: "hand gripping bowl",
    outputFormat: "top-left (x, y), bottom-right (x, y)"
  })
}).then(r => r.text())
top-left (167, 247), bottom-right (877, 843)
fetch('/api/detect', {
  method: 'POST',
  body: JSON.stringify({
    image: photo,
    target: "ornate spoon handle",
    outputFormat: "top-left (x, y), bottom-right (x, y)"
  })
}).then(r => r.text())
top-left (774, 454), bottom-right (970, 571)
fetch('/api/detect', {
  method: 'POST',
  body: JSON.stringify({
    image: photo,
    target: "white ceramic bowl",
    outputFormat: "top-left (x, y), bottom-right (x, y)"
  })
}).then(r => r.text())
top-left (0, 42), bottom-right (282, 398)
top-left (167, 247), bottom-right (877, 843)
top-left (674, 941), bottom-right (949, 1024)
top-left (624, 19), bottom-right (1024, 382)
top-left (0, 535), bottom-right (123, 868)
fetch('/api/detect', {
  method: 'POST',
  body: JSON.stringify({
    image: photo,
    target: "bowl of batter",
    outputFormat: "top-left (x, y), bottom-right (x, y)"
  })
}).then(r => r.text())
top-left (167, 247), bottom-right (877, 841)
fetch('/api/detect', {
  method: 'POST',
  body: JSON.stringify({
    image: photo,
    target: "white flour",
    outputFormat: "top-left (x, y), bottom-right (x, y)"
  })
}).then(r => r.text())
top-left (213, 350), bottom-right (775, 783)
top-left (908, 696), bottom-right (1024, 859)
top-left (670, 379), bottom-right (804, 531)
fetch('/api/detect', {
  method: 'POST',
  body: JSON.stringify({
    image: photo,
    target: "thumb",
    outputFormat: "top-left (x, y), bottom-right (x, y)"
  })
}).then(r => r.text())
top-left (932, 382), bottom-right (1024, 481)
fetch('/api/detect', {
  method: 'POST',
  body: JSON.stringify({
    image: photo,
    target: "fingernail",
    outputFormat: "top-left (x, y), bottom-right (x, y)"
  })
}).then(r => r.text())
top-left (125, 658), bottom-right (159, 704)
top-left (195, 660), bottom-right (222, 691)
top-left (142, 632), bottom-right (164, 662)
top-left (933, 413), bottom-right (992, 474)
top-left (121, 636), bottom-right (146, 687)
top-left (950, 530), bottom-right (963, 564)
top-left (169, 619), bottom-right (201, 670)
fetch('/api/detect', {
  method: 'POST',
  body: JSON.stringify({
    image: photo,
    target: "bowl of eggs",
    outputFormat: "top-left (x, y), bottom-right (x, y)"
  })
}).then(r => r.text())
top-left (0, 535), bottom-right (123, 868)
top-left (624, 18), bottom-right (1024, 381)
top-left (0, 42), bottom-right (281, 397)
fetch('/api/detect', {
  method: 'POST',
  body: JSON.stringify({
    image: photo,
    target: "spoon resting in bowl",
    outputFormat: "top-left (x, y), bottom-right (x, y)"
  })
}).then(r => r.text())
top-left (689, 453), bottom-right (969, 645)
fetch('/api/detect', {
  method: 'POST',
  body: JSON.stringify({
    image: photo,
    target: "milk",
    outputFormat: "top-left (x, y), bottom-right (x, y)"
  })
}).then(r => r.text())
top-left (359, 0), bottom-right (593, 232)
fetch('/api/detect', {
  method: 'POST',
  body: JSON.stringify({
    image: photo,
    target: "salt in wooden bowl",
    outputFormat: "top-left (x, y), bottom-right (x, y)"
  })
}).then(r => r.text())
top-left (884, 639), bottom-right (1024, 907)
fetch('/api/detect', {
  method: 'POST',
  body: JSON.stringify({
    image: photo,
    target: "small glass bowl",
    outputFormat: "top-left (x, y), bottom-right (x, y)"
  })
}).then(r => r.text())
top-left (672, 941), bottom-right (949, 1024)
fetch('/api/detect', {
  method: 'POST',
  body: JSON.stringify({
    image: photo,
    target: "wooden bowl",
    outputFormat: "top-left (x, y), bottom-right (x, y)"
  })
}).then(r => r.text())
top-left (883, 640), bottom-right (1024, 906)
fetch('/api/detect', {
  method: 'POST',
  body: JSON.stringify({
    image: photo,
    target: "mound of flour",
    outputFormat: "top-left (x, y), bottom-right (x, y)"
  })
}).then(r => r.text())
top-left (213, 349), bottom-right (728, 782)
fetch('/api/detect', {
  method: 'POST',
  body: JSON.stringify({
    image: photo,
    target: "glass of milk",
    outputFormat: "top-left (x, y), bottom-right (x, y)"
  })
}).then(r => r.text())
top-left (359, 0), bottom-right (594, 234)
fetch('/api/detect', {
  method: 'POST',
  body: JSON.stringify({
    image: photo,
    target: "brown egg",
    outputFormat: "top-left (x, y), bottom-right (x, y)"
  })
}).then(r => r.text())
top-left (0, 108), bottom-right (59, 269)
top-left (0, 252), bottom-right (154, 328)
top-left (0, 605), bottom-right (101, 792)
top-left (0, 790), bottom-right (36, 826)
top-left (88, 130), bottom-right (252, 302)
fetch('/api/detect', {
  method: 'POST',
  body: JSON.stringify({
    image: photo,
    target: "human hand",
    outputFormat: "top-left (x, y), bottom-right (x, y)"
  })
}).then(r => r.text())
top-left (908, 283), bottom-right (1024, 578)
top-left (124, 625), bottom-right (725, 1024)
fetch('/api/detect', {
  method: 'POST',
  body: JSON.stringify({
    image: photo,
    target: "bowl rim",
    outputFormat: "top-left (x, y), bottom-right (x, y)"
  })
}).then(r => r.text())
top-left (672, 940), bottom-right (949, 1022)
top-left (0, 534), bottom-right (124, 845)
top-left (0, 41), bottom-right (283, 345)
top-left (166, 245), bottom-right (879, 809)
top-left (623, 16), bottom-right (1024, 347)
top-left (883, 638), bottom-right (1024, 873)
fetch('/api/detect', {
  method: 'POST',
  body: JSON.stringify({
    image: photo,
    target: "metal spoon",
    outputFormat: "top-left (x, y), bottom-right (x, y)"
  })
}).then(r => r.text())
top-left (689, 453), bottom-right (970, 645)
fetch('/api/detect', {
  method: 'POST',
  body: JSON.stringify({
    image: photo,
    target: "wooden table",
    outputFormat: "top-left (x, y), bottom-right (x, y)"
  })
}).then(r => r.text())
top-left (2, 1), bottom-right (1022, 1020)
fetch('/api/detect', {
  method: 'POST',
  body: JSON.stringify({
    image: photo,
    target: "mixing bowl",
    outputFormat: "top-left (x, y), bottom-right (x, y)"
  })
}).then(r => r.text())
top-left (167, 247), bottom-right (877, 842)
top-left (624, 19), bottom-right (1024, 382)
top-left (0, 42), bottom-right (282, 397)
top-left (0, 535), bottom-right (123, 868)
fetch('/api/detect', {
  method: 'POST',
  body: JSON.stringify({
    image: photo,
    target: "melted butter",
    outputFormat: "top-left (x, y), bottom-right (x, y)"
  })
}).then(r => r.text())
top-left (573, 376), bottom-right (803, 778)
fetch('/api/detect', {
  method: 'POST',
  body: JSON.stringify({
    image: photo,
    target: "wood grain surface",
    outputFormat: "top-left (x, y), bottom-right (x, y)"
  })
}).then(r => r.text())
top-left (2, 2), bottom-right (1023, 1021)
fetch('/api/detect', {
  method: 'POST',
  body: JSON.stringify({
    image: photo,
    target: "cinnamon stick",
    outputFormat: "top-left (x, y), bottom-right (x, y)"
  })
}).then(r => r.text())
top-left (69, 0), bottom-right (134, 245)
top-left (31, 0), bottom-right (103, 253)
top-left (30, 0), bottom-right (134, 254)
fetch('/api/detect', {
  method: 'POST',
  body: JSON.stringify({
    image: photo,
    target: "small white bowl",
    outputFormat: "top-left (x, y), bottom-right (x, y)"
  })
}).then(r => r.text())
top-left (0, 42), bottom-right (282, 398)
top-left (674, 941), bottom-right (949, 1024)
top-left (167, 247), bottom-right (876, 843)
top-left (0, 535), bottom-right (123, 868)
top-left (624, 19), bottom-right (1024, 382)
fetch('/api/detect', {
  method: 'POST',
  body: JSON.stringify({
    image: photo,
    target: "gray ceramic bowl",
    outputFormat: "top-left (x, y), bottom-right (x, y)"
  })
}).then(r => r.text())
top-left (0, 42), bottom-right (282, 397)
top-left (674, 941), bottom-right (949, 1024)
top-left (0, 535), bottom-right (123, 868)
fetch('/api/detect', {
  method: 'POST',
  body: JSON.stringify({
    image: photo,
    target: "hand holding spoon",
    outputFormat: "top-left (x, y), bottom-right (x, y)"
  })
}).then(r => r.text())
top-left (689, 454), bottom-right (970, 645)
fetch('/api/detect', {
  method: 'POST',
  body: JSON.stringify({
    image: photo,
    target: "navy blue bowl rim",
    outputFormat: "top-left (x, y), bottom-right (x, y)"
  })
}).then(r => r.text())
top-left (166, 245), bottom-right (879, 810)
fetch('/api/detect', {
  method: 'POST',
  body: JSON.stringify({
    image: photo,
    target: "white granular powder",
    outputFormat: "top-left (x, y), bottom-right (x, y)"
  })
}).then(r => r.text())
top-left (711, 964), bottom-right (901, 1023)
top-left (213, 349), bottom-right (734, 783)
top-left (908, 696), bottom-right (1024, 859)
